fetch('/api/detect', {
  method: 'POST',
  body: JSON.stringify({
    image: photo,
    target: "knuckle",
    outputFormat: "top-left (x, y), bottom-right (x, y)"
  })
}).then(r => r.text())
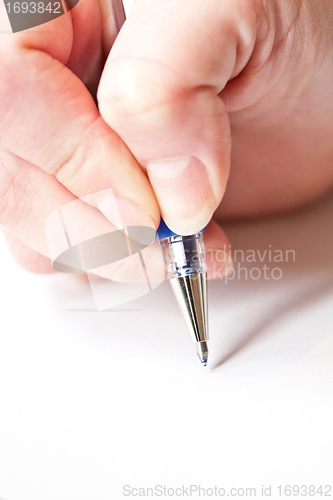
top-left (53, 141), bottom-right (90, 187)
top-left (98, 58), bottom-right (179, 126)
top-left (53, 115), bottom-right (107, 188)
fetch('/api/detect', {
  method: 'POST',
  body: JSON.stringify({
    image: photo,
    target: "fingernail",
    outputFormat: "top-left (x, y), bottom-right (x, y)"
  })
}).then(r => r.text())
top-left (97, 197), bottom-right (156, 245)
top-left (146, 156), bottom-right (216, 235)
top-left (205, 249), bottom-right (234, 279)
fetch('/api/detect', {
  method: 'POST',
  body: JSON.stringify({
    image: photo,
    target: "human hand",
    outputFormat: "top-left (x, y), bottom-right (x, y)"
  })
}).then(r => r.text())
top-left (98, 0), bottom-right (333, 227)
top-left (0, 0), bottom-right (232, 280)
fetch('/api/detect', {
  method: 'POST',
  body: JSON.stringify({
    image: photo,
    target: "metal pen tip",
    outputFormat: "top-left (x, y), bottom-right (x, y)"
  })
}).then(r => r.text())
top-left (196, 341), bottom-right (208, 366)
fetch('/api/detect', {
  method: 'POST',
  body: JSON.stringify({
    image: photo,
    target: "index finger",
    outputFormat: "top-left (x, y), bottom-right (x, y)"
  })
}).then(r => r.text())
top-left (0, 0), bottom-right (159, 232)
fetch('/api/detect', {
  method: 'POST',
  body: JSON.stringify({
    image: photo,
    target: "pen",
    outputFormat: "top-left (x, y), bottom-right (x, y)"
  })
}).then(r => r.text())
top-left (157, 219), bottom-right (209, 366)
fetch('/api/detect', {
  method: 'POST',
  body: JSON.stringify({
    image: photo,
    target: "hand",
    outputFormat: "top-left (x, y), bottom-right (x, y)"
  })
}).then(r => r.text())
top-left (98, 0), bottom-right (333, 226)
top-left (0, 1), bottom-right (231, 280)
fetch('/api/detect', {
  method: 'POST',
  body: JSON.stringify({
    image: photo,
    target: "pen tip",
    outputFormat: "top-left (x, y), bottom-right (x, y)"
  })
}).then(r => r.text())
top-left (196, 341), bottom-right (208, 366)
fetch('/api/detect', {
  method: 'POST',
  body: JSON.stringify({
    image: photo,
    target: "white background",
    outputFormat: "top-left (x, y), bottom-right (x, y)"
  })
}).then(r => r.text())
top-left (0, 190), bottom-right (332, 500)
top-left (1, 0), bottom-right (333, 497)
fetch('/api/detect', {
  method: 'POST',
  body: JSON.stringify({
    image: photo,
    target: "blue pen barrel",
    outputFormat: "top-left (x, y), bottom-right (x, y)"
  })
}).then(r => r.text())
top-left (156, 218), bottom-right (178, 240)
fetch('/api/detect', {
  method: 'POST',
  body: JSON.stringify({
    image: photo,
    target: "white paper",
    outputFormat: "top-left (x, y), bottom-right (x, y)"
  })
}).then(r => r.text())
top-left (0, 192), bottom-right (333, 500)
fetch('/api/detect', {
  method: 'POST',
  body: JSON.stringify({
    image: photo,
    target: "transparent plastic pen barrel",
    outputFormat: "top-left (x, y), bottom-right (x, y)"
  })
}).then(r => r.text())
top-left (159, 233), bottom-right (207, 279)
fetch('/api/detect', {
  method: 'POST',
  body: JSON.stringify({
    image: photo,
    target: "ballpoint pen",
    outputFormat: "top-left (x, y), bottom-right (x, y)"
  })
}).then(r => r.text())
top-left (157, 219), bottom-right (209, 366)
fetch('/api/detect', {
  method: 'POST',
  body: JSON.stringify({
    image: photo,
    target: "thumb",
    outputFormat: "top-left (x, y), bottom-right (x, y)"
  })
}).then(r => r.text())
top-left (98, 0), bottom-right (257, 234)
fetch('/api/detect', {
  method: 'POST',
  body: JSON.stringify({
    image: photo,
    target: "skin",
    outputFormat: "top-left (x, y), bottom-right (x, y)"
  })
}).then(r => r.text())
top-left (0, 0), bottom-right (333, 280)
